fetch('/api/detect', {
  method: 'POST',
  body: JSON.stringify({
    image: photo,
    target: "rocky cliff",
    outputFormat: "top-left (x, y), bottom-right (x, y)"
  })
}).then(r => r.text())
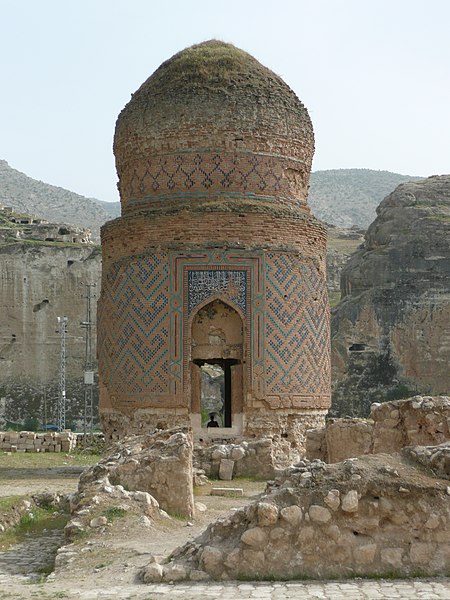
top-left (0, 215), bottom-right (101, 428)
top-left (326, 225), bottom-right (365, 306)
top-left (331, 175), bottom-right (450, 416)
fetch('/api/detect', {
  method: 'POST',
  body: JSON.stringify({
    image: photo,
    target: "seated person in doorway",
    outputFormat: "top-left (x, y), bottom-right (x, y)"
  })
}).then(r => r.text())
top-left (206, 413), bottom-right (219, 428)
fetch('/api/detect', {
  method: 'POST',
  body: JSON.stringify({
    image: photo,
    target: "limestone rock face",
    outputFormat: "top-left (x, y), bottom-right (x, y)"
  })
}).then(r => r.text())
top-left (331, 175), bottom-right (450, 416)
top-left (141, 452), bottom-right (450, 580)
top-left (0, 240), bottom-right (101, 427)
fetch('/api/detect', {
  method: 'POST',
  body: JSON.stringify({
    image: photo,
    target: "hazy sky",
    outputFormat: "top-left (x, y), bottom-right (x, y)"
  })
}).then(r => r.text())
top-left (1, 0), bottom-right (449, 202)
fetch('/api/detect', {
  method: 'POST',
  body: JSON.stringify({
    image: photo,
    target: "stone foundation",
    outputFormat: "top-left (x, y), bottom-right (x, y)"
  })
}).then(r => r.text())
top-left (100, 408), bottom-right (191, 443)
top-left (102, 407), bottom-right (327, 469)
top-left (244, 410), bottom-right (327, 466)
top-left (194, 438), bottom-right (275, 480)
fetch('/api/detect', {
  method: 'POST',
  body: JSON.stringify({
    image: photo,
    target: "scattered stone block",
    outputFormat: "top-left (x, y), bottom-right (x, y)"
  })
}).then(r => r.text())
top-left (219, 458), bottom-right (235, 480)
top-left (210, 487), bottom-right (243, 497)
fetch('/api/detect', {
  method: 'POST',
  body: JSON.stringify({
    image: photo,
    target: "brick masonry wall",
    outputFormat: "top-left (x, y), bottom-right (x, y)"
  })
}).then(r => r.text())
top-left (101, 208), bottom-right (327, 269)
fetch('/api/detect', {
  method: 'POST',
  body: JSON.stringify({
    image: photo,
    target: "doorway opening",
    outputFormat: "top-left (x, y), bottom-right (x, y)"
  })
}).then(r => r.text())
top-left (194, 358), bottom-right (240, 427)
top-left (190, 299), bottom-right (244, 432)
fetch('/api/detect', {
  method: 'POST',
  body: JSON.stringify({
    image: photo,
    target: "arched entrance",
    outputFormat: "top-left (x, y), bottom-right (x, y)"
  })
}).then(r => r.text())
top-left (190, 299), bottom-right (244, 434)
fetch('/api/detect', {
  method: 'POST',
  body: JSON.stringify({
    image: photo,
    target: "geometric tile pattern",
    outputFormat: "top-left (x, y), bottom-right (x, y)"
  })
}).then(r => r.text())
top-left (265, 253), bottom-right (330, 398)
top-left (122, 150), bottom-right (305, 211)
top-left (98, 254), bottom-right (170, 406)
top-left (98, 247), bottom-right (329, 411)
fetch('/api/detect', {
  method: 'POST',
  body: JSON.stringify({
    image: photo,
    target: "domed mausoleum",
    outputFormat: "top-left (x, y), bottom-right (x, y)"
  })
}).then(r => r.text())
top-left (98, 41), bottom-right (330, 447)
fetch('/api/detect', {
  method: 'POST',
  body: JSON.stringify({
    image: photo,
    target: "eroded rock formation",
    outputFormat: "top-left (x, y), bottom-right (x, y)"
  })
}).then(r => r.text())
top-left (0, 217), bottom-right (101, 427)
top-left (331, 175), bottom-right (450, 416)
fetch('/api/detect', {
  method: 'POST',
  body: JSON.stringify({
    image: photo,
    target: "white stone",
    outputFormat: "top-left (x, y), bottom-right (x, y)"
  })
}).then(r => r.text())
top-left (90, 516), bottom-right (108, 528)
top-left (138, 515), bottom-right (152, 527)
top-left (211, 445), bottom-right (228, 460)
top-left (142, 562), bottom-right (164, 582)
top-left (231, 447), bottom-right (246, 460)
top-left (219, 458), bottom-right (235, 480)
top-left (309, 505), bottom-right (332, 523)
top-left (280, 505), bottom-right (303, 526)
top-left (257, 502), bottom-right (279, 526)
top-left (189, 569), bottom-right (211, 581)
top-left (240, 527), bottom-right (268, 548)
top-left (200, 546), bottom-right (223, 572)
top-left (324, 489), bottom-right (340, 511)
top-left (425, 514), bottom-right (440, 529)
top-left (163, 562), bottom-right (188, 581)
top-left (341, 490), bottom-right (359, 513)
top-left (195, 502), bottom-right (207, 512)
top-left (380, 547), bottom-right (403, 568)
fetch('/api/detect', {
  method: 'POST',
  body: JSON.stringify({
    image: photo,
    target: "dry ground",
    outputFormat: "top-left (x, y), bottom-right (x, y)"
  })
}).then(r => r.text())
top-left (0, 451), bottom-right (265, 598)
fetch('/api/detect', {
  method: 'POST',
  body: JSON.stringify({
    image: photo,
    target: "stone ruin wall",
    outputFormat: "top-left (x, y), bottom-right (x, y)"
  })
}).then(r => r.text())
top-left (306, 395), bottom-right (450, 463)
top-left (142, 448), bottom-right (450, 581)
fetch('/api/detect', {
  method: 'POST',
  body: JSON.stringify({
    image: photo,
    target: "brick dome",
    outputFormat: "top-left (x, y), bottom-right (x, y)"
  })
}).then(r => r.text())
top-left (114, 40), bottom-right (315, 214)
top-left (99, 41), bottom-right (330, 447)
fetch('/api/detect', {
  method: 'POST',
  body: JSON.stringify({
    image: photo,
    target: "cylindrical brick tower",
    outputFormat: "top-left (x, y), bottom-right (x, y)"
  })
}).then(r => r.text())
top-left (98, 41), bottom-right (330, 450)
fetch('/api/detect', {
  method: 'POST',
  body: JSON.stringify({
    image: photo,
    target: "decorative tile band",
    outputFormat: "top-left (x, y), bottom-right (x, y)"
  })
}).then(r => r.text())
top-left (120, 150), bottom-right (308, 210)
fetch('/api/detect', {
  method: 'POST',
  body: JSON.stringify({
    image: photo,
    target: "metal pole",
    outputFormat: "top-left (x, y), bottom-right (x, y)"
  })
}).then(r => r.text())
top-left (81, 284), bottom-right (95, 446)
top-left (57, 316), bottom-right (67, 432)
top-left (43, 386), bottom-right (47, 431)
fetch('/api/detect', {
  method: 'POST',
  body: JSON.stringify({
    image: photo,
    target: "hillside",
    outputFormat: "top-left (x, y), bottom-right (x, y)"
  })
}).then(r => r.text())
top-left (309, 169), bottom-right (422, 227)
top-left (0, 160), bottom-right (422, 234)
top-left (0, 160), bottom-right (120, 241)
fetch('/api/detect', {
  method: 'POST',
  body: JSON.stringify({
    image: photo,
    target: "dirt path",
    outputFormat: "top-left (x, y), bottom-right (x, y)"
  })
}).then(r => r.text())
top-left (0, 466), bottom-right (267, 598)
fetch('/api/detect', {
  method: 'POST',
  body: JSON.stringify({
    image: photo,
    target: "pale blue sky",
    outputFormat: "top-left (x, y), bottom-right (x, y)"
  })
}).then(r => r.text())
top-left (1, 0), bottom-right (449, 202)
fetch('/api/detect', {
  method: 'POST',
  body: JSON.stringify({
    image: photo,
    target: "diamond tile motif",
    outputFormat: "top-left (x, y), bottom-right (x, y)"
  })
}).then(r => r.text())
top-left (98, 254), bottom-right (170, 402)
top-left (265, 253), bottom-right (330, 395)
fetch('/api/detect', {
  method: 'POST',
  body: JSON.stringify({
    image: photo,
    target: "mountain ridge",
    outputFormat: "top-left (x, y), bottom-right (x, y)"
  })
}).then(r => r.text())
top-left (0, 159), bottom-right (423, 236)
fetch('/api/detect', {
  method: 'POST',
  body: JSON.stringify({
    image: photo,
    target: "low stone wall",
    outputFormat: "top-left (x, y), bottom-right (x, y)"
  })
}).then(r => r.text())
top-left (194, 438), bottom-right (275, 480)
top-left (306, 396), bottom-right (450, 463)
top-left (142, 448), bottom-right (450, 581)
top-left (0, 430), bottom-right (77, 453)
